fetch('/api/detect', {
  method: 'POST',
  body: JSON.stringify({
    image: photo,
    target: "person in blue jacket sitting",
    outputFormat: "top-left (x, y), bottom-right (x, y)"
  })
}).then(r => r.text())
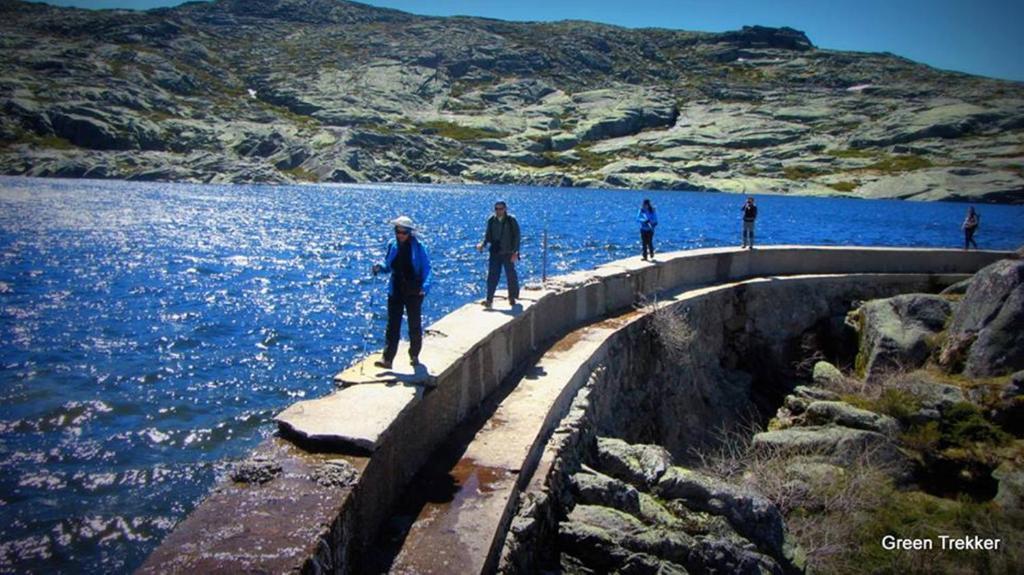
top-left (637, 198), bottom-right (658, 260)
top-left (372, 215), bottom-right (432, 368)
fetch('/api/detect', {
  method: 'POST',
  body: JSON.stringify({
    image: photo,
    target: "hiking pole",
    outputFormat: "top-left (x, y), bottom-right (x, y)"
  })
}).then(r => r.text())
top-left (360, 264), bottom-right (382, 375)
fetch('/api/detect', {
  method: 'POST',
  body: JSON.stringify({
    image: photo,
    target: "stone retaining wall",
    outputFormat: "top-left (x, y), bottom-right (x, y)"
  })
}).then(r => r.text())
top-left (498, 272), bottom-right (977, 572)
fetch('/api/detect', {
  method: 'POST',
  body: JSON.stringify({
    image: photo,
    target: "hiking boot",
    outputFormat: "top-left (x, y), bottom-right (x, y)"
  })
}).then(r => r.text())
top-left (509, 297), bottom-right (516, 306)
top-left (483, 299), bottom-right (492, 309)
top-left (409, 356), bottom-right (420, 366)
top-left (374, 359), bottom-right (392, 369)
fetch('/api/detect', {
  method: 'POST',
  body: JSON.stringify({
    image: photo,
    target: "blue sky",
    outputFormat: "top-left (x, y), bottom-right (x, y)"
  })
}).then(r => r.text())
top-left (30, 0), bottom-right (1024, 82)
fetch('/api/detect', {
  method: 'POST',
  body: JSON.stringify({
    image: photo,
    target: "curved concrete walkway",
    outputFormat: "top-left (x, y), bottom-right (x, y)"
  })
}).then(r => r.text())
top-left (139, 246), bottom-right (1010, 574)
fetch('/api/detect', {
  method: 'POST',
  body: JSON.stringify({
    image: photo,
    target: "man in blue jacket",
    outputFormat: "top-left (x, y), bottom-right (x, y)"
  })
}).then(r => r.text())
top-left (373, 216), bottom-right (432, 368)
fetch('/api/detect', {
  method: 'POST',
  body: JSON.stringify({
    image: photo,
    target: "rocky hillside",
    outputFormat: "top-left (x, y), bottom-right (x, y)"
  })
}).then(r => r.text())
top-left (1, 0), bottom-right (1023, 202)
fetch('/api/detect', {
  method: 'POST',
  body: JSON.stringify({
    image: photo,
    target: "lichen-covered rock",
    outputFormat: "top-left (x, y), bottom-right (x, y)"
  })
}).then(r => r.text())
top-left (854, 294), bottom-right (953, 381)
top-left (310, 458), bottom-right (359, 488)
top-left (558, 503), bottom-right (786, 575)
top-left (595, 437), bottom-right (673, 490)
top-left (572, 467), bottom-right (642, 514)
top-left (993, 461), bottom-right (1024, 512)
top-left (558, 505), bottom-right (696, 573)
top-left (230, 456), bottom-right (282, 485)
top-left (688, 537), bottom-right (783, 575)
top-left (811, 361), bottom-right (846, 389)
top-left (889, 371), bottom-right (966, 414)
top-left (655, 467), bottom-right (786, 560)
top-left (617, 552), bottom-right (690, 575)
top-left (636, 493), bottom-right (683, 528)
top-left (803, 401), bottom-right (900, 436)
top-left (793, 385), bottom-right (840, 402)
top-left (752, 426), bottom-right (913, 483)
top-left (784, 395), bottom-right (810, 416)
top-left (939, 259), bottom-right (1024, 377)
top-left (939, 278), bottom-right (973, 296)
top-left (993, 371), bottom-right (1024, 434)
top-left (558, 515), bottom-right (634, 572)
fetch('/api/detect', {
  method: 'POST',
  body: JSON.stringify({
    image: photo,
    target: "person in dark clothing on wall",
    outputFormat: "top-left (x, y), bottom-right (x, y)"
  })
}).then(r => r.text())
top-left (477, 200), bottom-right (521, 308)
top-left (741, 196), bottom-right (758, 249)
top-left (372, 216), bottom-right (432, 368)
top-left (637, 198), bottom-right (658, 260)
top-left (962, 206), bottom-right (980, 250)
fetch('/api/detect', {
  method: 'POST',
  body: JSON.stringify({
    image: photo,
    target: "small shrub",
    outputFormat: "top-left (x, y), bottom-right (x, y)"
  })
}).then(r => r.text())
top-left (873, 388), bottom-right (923, 422)
top-left (835, 381), bottom-right (913, 414)
top-left (827, 181), bottom-right (858, 192)
top-left (645, 299), bottom-right (696, 366)
top-left (901, 421), bottom-right (941, 452)
top-left (941, 402), bottom-right (1012, 448)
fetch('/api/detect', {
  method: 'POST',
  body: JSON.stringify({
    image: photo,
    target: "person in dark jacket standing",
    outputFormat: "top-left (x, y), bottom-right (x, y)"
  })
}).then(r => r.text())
top-left (741, 197), bottom-right (758, 249)
top-left (637, 198), bottom-right (658, 260)
top-left (477, 200), bottom-right (520, 308)
top-left (372, 216), bottom-right (432, 368)
top-left (962, 206), bottom-right (980, 250)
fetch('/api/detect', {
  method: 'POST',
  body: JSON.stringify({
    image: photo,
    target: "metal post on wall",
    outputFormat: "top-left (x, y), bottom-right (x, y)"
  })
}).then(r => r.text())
top-left (542, 213), bottom-right (548, 285)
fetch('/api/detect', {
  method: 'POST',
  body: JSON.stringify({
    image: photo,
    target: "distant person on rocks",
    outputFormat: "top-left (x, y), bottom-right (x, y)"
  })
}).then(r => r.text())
top-left (372, 216), bottom-right (431, 368)
top-left (741, 196), bottom-right (758, 249)
top-left (637, 198), bottom-right (658, 260)
top-left (477, 200), bottom-right (520, 308)
top-left (962, 206), bottom-right (980, 250)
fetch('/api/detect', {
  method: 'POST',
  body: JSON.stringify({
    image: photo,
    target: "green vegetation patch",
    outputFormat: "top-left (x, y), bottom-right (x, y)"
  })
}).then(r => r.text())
top-left (850, 490), bottom-right (1022, 575)
top-left (417, 120), bottom-right (508, 141)
top-left (726, 64), bottom-right (769, 84)
top-left (2, 129), bottom-right (76, 151)
top-left (280, 166), bottom-right (318, 182)
top-left (827, 181), bottom-right (858, 192)
top-left (826, 147), bottom-right (878, 159)
top-left (843, 388), bottom-right (922, 424)
top-left (782, 165), bottom-right (826, 181)
top-left (941, 402), bottom-right (1012, 449)
top-left (827, 148), bottom-right (936, 174)
top-left (142, 109), bottom-right (177, 123)
top-left (258, 101), bottom-right (320, 131)
top-left (573, 145), bottom-right (616, 171)
top-left (864, 154), bottom-right (934, 174)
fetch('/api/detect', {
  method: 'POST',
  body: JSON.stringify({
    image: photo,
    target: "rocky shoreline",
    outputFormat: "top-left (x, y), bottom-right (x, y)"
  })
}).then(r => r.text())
top-left (1, 0), bottom-right (1022, 202)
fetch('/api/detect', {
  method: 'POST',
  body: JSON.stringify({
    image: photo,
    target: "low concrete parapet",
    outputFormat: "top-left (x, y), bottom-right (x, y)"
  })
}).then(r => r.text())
top-left (140, 246), bottom-right (1010, 573)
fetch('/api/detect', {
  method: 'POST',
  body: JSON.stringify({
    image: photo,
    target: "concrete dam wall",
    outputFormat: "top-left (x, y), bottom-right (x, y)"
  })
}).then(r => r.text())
top-left (138, 246), bottom-right (1009, 574)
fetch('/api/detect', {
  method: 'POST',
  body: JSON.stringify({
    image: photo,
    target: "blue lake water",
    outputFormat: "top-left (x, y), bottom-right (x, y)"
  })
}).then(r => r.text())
top-left (0, 175), bottom-right (1022, 573)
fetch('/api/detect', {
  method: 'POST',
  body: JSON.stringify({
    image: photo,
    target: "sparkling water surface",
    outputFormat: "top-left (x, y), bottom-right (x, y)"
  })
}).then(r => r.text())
top-left (1, 176), bottom-right (1022, 573)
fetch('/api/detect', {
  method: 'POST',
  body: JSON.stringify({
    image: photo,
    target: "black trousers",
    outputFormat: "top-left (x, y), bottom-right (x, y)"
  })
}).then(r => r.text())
top-left (487, 251), bottom-right (519, 302)
top-left (965, 227), bottom-right (978, 249)
top-left (640, 229), bottom-right (655, 258)
top-left (384, 292), bottom-right (423, 362)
